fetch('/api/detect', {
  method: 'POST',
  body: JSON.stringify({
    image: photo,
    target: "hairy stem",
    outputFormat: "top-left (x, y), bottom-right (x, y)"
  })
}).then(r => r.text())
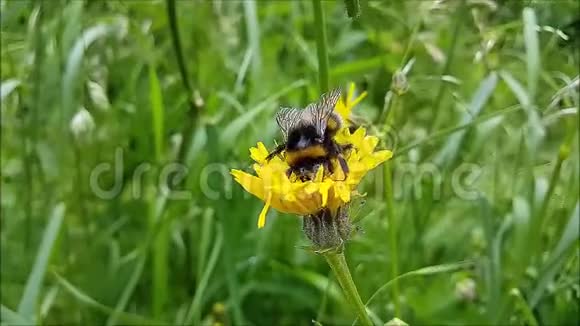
top-left (323, 250), bottom-right (373, 326)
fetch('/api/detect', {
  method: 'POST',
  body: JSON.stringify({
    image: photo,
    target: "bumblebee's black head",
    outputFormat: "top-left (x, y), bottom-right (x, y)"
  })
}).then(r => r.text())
top-left (286, 125), bottom-right (323, 151)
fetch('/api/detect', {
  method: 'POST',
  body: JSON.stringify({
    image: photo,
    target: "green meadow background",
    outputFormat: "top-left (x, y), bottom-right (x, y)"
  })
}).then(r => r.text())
top-left (1, 0), bottom-right (578, 325)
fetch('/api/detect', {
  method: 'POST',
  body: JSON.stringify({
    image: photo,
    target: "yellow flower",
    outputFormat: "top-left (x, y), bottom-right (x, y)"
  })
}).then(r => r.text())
top-left (334, 82), bottom-right (367, 122)
top-left (231, 127), bottom-right (392, 228)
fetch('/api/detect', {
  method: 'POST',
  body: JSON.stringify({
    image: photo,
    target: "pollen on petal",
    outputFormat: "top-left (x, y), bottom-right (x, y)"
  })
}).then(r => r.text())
top-left (258, 192), bottom-right (272, 228)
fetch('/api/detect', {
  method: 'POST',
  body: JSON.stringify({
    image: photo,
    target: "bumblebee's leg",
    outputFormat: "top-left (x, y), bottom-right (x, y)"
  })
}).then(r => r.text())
top-left (285, 168), bottom-right (293, 179)
top-left (341, 143), bottom-right (353, 151)
top-left (337, 155), bottom-right (349, 181)
top-left (325, 159), bottom-right (334, 175)
top-left (266, 144), bottom-right (285, 161)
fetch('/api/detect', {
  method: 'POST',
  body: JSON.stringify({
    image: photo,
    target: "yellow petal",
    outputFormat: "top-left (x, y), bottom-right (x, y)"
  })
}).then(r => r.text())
top-left (258, 192), bottom-right (272, 228)
top-left (350, 90), bottom-right (367, 107)
top-left (362, 135), bottom-right (379, 154)
top-left (373, 150), bottom-right (393, 163)
top-left (335, 99), bottom-right (350, 121)
top-left (250, 142), bottom-right (270, 164)
top-left (304, 183), bottom-right (319, 194)
top-left (334, 127), bottom-right (351, 144)
top-left (231, 169), bottom-right (266, 201)
top-left (335, 182), bottom-right (351, 202)
top-left (348, 82), bottom-right (355, 103)
top-left (319, 182), bottom-right (331, 206)
top-left (314, 165), bottom-right (324, 182)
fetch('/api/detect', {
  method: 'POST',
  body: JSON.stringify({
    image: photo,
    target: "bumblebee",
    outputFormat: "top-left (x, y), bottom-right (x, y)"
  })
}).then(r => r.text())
top-left (266, 89), bottom-right (352, 181)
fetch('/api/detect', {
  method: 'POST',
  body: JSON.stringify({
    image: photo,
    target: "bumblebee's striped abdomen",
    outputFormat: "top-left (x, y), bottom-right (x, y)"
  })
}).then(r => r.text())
top-left (285, 145), bottom-right (327, 166)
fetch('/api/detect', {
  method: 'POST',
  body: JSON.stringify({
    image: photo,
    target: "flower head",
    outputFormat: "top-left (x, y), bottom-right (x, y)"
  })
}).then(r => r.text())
top-left (231, 86), bottom-right (391, 228)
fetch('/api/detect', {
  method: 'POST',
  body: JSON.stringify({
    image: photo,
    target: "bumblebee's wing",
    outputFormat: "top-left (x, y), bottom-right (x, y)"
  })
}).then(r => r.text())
top-left (275, 107), bottom-right (303, 140)
top-left (303, 88), bottom-right (342, 136)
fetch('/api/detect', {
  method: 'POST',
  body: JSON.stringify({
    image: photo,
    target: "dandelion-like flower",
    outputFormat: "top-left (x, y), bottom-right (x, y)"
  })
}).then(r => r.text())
top-left (231, 84), bottom-right (391, 233)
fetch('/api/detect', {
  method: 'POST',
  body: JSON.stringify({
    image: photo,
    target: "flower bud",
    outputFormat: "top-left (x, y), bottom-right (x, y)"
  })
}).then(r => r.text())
top-left (303, 206), bottom-right (352, 251)
top-left (455, 278), bottom-right (477, 302)
top-left (385, 318), bottom-right (409, 326)
top-left (70, 107), bottom-right (95, 142)
top-left (559, 144), bottom-right (570, 161)
top-left (87, 80), bottom-right (110, 111)
top-left (391, 70), bottom-right (409, 96)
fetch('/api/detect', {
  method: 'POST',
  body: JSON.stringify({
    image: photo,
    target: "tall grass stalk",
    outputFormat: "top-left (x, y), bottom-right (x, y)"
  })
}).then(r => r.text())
top-left (429, 0), bottom-right (465, 133)
top-left (109, 0), bottom-right (208, 321)
top-left (382, 91), bottom-right (401, 317)
top-left (529, 142), bottom-right (570, 262)
top-left (311, 2), bottom-right (371, 323)
top-left (312, 0), bottom-right (330, 93)
top-left (149, 64), bottom-right (168, 318)
top-left (24, 3), bottom-right (45, 249)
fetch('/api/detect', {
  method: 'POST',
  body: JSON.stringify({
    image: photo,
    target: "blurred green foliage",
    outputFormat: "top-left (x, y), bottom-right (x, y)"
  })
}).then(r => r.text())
top-left (1, 0), bottom-right (579, 325)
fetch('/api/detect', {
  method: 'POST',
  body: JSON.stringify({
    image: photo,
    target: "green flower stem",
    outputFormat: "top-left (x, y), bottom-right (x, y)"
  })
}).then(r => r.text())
top-left (323, 250), bottom-right (373, 326)
top-left (312, 0), bottom-right (330, 93)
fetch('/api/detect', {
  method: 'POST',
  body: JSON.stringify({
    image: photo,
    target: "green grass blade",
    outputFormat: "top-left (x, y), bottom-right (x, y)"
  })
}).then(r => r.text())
top-left (106, 255), bottom-right (147, 326)
top-left (397, 104), bottom-right (522, 156)
top-left (434, 72), bottom-right (498, 166)
top-left (269, 261), bottom-right (344, 306)
top-left (185, 227), bottom-right (223, 325)
top-left (330, 56), bottom-right (384, 77)
top-left (17, 203), bottom-right (65, 319)
top-left (219, 79), bottom-right (307, 147)
top-left (500, 70), bottom-right (544, 148)
top-left (149, 64), bottom-right (168, 318)
top-left (63, 24), bottom-right (110, 117)
top-left (0, 79), bottom-right (21, 102)
top-left (523, 7), bottom-right (540, 101)
top-left (365, 260), bottom-right (474, 306)
top-left (530, 203), bottom-right (579, 307)
top-left (500, 71), bottom-right (531, 108)
top-left (510, 288), bottom-right (539, 326)
top-left (1, 304), bottom-right (33, 325)
top-left (243, 0), bottom-right (261, 80)
top-left (149, 65), bottom-right (165, 161)
top-left (197, 208), bottom-right (214, 284)
top-left (54, 273), bottom-right (161, 325)
top-left (312, 0), bottom-right (330, 93)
